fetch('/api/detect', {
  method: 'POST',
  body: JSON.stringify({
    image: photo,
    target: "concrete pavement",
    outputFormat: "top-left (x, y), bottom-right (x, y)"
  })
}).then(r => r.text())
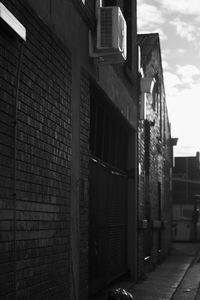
top-left (90, 242), bottom-right (200, 300)
top-left (128, 243), bottom-right (200, 300)
top-left (171, 244), bottom-right (200, 300)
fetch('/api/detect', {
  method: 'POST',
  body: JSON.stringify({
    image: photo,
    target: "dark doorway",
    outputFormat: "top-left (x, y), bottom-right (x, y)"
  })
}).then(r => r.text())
top-left (89, 83), bottom-right (129, 295)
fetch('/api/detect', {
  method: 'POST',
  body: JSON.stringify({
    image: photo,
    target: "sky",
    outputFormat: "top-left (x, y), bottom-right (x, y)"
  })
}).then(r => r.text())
top-left (137, 0), bottom-right (200, 157)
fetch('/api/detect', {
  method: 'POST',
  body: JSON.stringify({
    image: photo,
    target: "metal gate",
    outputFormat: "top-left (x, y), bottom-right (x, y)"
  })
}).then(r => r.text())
top-left (89, 83), bottom-right (129, 295)
top-left (89, 158), bottom-right (128, 294)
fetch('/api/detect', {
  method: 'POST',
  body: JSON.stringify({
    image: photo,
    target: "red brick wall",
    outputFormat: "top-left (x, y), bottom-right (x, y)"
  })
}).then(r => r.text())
top-left (0, 0), bottom-right (72, 298)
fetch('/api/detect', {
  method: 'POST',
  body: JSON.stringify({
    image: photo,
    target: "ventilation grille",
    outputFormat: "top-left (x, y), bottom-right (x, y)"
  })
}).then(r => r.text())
top-left (100, 8), bottom-right (113, 48)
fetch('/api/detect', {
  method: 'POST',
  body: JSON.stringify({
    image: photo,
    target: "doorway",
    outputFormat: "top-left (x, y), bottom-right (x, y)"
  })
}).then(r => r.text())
top-left (89, 83), bottom-right (129, 295)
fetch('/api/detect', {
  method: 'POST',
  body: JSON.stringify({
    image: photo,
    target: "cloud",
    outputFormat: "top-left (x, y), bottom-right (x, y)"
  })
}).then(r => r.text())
top-left (166, 83), bottom-right (200, 156)
top-left (176, 64), bottom-right (200, 84)
top-left (137, 3), bottom-right (165, 30)
top-left (162, 60), bottom-right (169, 70)
top-left (170, 18), bottom-right (196, 41)
top-left (163, 72), bottom-right (181, 102)
top-left (162, 49), bottom-right (170, 58)
top-left (155, 0), bottom-right (200, 15)
top-left (174, 146), bottom-right (198, 157)
top-left (164, 72), bottom-right (181, 88)
top-left (137, 3), bottom-right (167, 41)
top-left (176, 65), bottom-right (200, 76)
top-left (177, 49), bottom-right (186, 54)
top-left (164, 65), bottom-right (200, 92)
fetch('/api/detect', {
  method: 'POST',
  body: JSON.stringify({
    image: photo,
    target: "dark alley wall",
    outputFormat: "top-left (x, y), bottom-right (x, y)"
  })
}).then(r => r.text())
top-left (0, 1), bottom-right (72, 298)
top-left (0, 0), bottom-right (138, 299)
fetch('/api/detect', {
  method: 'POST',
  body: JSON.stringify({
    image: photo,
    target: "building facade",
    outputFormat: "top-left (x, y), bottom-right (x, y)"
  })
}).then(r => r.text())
top-left (137, 34), bottom-right (175, 278)
top-left (173, 152), bottom-right (200, 242)
top-left (0, 0), bottom-right (138, 299)
top-left (0, 1), bottom-right (177, 298)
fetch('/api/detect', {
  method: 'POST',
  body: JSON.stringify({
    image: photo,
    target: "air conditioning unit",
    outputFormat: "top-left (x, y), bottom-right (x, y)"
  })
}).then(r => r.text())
top-left (89, 6), bottom-right (127, 64)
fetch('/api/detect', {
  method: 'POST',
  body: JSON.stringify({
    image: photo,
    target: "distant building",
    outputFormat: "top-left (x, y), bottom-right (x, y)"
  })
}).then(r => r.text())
top-left (137, 33), bottom-right (176, 277)
top-left (172, 152), bottom-right (200, 241)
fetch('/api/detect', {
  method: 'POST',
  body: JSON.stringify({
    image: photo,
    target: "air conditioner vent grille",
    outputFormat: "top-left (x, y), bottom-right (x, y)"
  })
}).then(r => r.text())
top-left (100, 8), bottom-right (113, 48)
top-left (90, 6), bottom-right (127, 63)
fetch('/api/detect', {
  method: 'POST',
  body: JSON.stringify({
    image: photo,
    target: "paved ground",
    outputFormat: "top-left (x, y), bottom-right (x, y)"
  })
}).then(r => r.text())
top-left (171, 245), bottom-right (200, 300)
top-left (128, 243), bottom-right (200, 300)
top-left (90, 242), bottom-right (200, 300)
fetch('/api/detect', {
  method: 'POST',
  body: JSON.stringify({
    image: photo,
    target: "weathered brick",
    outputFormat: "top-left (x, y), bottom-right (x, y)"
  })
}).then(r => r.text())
top-left (0, 0), bottom-right (72, 298)
top-left (137, 35), bottom-right (173, 276)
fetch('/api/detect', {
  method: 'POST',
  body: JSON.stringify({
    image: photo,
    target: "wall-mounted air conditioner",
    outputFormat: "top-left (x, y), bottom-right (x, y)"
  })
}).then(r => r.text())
top-left (97, 6), bottom-right (127, 59)
top-left (89, 6), bottom-right (127, 64)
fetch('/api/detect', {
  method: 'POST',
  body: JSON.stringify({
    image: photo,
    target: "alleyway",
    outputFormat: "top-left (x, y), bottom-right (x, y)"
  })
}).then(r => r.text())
top-left (91, 243), bottom-right (200, 300)
top-left (169, 243), bottom-right (200, 300)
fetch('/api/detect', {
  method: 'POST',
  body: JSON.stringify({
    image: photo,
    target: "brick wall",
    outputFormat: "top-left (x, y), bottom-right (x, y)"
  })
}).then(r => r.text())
top-left (137, 38), bottom-right (172, 277)
top-left (162, 107), bottom-right (173, 257)
top-left (0, 21), bottom-right (17, 298)
top-left (79, 68), bottom-right (90, 298)
top-left (0, 0), bottom-right (72, 298)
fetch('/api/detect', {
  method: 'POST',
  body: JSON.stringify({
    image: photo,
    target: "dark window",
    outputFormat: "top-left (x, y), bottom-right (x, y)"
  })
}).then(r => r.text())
top-left (90, 84), bottom-right (128, 171)
top-left (174, 157), bottom-right (187, 174)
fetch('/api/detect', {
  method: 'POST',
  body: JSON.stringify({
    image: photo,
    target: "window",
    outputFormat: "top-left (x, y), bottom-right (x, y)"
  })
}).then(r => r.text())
top-left (90, 84), bottom-right (128, 171)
